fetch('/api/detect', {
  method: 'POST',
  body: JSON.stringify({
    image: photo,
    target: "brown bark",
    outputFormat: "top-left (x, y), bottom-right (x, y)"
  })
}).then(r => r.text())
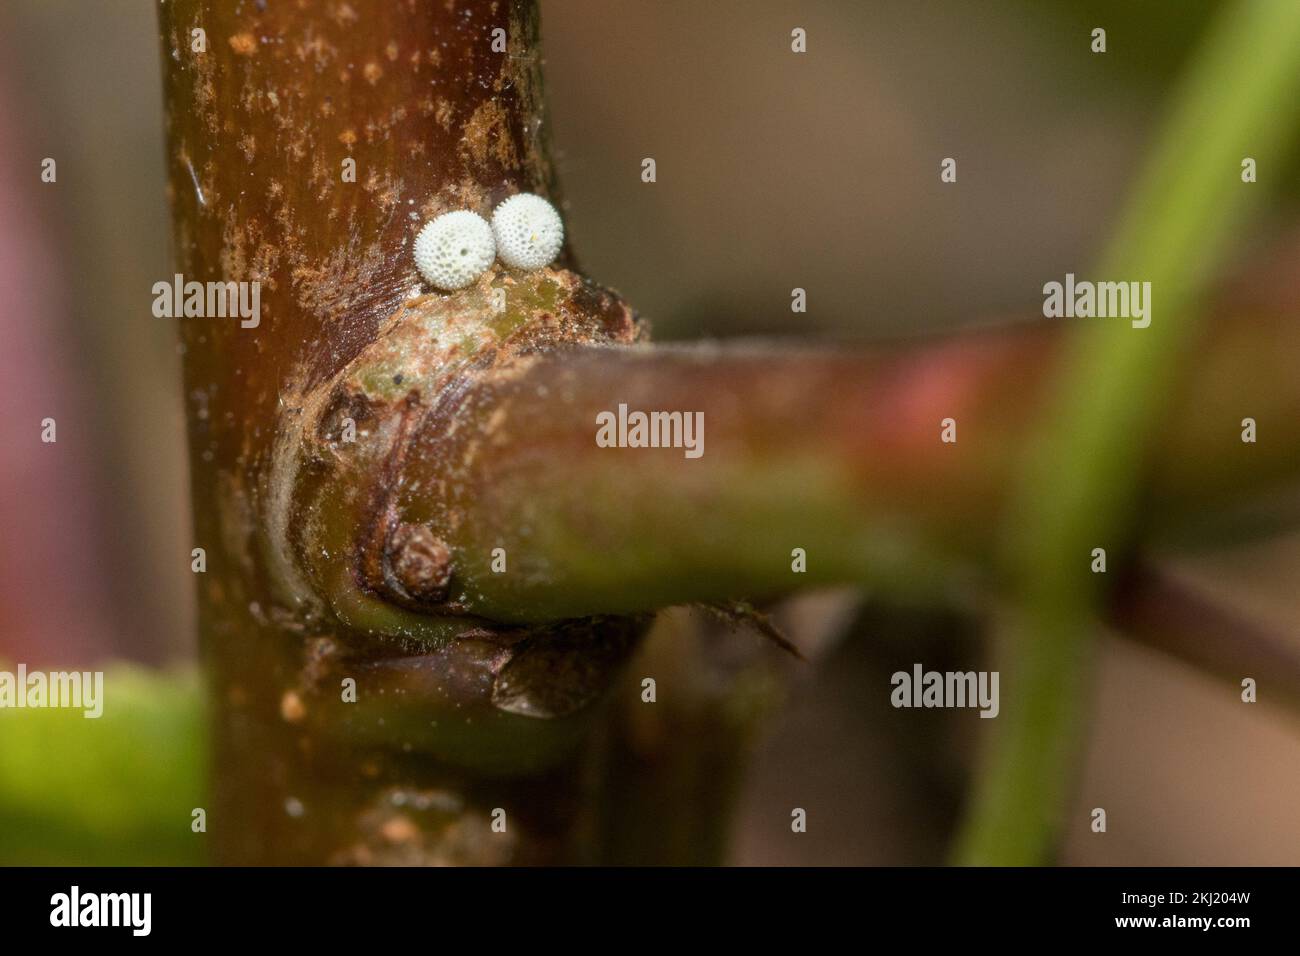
top-left (159, 0), bottom-right (642, 865)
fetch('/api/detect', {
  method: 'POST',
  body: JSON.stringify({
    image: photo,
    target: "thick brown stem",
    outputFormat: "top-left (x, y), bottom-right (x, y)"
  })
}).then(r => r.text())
top-left (159, 0), bottom-right (634, 864)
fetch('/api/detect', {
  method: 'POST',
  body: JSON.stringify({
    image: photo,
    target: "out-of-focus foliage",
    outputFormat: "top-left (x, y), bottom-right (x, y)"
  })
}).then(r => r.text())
top-left (0, 665), bottom-right (204, 865)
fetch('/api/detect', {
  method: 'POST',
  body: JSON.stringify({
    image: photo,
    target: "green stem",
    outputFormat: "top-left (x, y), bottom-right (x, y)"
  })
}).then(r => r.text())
top-left (382, 299), bottom-right (1300, 625)
top-left (0, 666), bottom-right (205, 865)
top-left (954, 0), bottom-right (1300, 865)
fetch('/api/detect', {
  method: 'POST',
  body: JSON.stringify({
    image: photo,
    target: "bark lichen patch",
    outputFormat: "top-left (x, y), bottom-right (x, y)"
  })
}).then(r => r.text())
top-left (189, 26), bottom-right (220, 135)
top-left (336, 269), bottom-right (635, 410)
top-left (461, 98), bottom-right (519, 170)
top-left (228, 32), bottom-right (258, 56)
top-left (290, 232), bottom-right (388, 323)
top-left (434, 98), bottom-right (455, 131)
top-left (420, 178), bottom-right (492, 223)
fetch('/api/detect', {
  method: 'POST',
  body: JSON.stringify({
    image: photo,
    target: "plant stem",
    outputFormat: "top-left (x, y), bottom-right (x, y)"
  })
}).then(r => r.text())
top-left (1109, 561), bottom-right (1300, 713)
top-left (953, 0), bottom-right (1300, 866)
top-left (390, 302), bottom-right (1300, 623)
top-left (158, 0), bottom-right (624, 864)
top-left (158, 0), bottom-right (1300, 865)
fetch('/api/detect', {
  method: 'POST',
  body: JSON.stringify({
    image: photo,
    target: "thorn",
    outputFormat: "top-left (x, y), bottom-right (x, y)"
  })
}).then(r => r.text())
top-left (703, 601), bottom-right (806, 661)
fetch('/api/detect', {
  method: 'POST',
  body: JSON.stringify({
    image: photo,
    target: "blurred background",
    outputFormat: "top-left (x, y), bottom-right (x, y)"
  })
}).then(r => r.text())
top-left (0, 0), bottom-right (1297, 864)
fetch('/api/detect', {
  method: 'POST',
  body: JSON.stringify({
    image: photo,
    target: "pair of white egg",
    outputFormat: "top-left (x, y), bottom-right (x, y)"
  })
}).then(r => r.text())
top-left (413, 193), bottom-right (564, 292)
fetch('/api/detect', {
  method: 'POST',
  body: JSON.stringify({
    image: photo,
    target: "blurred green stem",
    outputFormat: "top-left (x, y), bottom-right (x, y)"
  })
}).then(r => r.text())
top-left (0, 666), bottom-right (204, 865)
top-left (954, 0), bottom-right (1300, 865)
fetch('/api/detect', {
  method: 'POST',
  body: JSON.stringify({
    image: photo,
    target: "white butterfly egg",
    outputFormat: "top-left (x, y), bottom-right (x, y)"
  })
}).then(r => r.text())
top-left (413, 210), bottom-right (496, 291)
top-left (491, 193), bottom-right (564, 271)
